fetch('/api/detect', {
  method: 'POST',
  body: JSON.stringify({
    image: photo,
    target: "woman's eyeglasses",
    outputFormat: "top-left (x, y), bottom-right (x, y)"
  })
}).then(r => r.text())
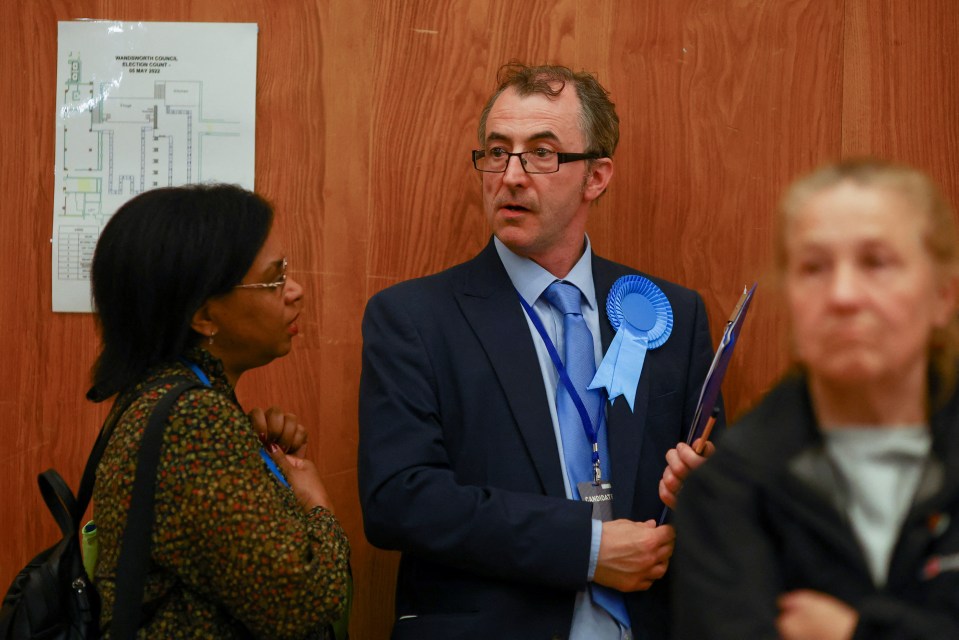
top-left (234, 258), bottom-right (288, 292)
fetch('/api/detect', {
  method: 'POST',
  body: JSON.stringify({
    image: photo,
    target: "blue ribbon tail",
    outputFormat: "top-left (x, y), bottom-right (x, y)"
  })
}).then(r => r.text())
top-left (590, 329), bottom-right (625, 403)
top-left (614, 324), bottom-right (649, 411)
top-left (594, 327), bottom-right (648, 412)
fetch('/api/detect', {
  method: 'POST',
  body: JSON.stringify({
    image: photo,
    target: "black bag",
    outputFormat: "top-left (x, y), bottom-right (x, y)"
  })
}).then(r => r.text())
top-left (0, 470), bottom-right (99, 639)
top-left (0, 378), bottom-right (200, 640)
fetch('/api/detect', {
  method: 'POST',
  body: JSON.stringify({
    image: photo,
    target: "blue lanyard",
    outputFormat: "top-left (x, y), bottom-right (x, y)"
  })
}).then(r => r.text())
top-left (258, 449), bottom-right (292, 489)
top-left (181, 359), bottom-right (211, 387)
top-left (517, 291), bottom-right (604, 480)
top-left (179, 358), bottom-right (291, 489)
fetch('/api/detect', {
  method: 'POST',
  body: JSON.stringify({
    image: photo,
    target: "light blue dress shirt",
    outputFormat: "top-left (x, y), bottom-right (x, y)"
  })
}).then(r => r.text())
top-left (494, 237), bottom-right (629, 640)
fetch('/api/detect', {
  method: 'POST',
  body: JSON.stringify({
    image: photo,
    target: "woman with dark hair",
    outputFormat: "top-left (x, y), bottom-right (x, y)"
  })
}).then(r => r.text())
top-left (89, 184), bottom-right (349, 638)
top-left (672, 159), bottom-right (959, 639)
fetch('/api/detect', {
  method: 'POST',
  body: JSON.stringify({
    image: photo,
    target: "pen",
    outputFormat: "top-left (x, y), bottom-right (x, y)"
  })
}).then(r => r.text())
top-left (693, 406), bottom-right (720, 455)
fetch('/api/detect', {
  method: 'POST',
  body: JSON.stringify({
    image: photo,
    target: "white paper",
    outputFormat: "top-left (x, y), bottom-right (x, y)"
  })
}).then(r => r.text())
top-left (52, 21), bottom-right (258, 312)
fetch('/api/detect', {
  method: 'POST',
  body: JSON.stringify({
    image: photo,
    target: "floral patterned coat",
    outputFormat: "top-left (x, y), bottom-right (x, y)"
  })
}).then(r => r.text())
top-left (93, 349), bottom-right (350, 639)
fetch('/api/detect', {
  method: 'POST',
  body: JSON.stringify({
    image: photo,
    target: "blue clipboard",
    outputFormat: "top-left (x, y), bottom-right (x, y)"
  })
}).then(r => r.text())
top-left (658, 283), bottom-right (757, 524)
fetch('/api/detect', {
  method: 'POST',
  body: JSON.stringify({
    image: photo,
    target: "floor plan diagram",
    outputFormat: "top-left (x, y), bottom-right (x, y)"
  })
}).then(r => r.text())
top-left (53, 21), bottom-right (256, 311)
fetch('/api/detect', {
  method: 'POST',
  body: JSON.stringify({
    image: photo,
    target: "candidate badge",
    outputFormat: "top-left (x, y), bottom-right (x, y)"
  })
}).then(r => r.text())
top-left (578, 481), bottom-right (614, 522)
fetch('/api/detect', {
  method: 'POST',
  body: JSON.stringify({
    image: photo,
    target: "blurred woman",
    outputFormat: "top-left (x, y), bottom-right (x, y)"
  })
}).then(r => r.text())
top-left (89, 184), bottom-right (349, 638)
top-left (673, 159), bottom-right (959, 639)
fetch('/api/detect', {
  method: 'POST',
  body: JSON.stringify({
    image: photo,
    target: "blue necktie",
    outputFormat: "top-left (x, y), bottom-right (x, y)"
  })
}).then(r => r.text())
top-left (542, 281), bottom-right (630, 628)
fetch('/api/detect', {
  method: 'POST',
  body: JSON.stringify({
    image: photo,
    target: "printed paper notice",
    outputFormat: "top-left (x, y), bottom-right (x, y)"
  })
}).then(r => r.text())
top-left (53, 21), bottom-right (257, 312)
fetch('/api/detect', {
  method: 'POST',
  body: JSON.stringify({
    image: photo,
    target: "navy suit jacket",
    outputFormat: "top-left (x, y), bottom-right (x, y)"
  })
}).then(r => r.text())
top-left (358, 240), bottom-right (719, 640)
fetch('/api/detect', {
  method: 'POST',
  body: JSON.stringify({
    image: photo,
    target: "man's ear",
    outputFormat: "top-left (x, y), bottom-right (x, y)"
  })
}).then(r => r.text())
top-left (584, 158), bottom-right (614, 202)
top-left (191, 302), bottom-right (217, 341)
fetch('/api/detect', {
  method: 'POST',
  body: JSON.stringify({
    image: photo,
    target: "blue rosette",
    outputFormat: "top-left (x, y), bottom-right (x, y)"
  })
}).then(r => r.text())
top-left (588, 275), bottom-right (673, 410)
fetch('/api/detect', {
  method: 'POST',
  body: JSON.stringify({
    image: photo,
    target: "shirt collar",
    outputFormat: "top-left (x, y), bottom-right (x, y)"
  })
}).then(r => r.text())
top-left (493, 235), bottom-right (597, 309)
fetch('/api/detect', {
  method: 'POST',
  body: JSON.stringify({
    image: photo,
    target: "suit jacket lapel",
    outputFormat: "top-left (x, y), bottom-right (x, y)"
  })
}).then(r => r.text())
top-left (593, 255), bottom-right (649, 519)
top-left (455, 242), bottom-right (567, 498)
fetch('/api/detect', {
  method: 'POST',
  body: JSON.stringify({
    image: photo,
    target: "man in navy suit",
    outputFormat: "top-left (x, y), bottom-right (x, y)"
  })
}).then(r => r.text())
top-left (359, 62), bottom-right (719, 640)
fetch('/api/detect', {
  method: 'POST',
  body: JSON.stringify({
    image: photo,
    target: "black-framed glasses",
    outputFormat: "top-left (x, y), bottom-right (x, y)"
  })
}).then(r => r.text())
top-left (234, 257), bottom-right (288, 292)
top-left (472, 148), bottom-right (604, 174)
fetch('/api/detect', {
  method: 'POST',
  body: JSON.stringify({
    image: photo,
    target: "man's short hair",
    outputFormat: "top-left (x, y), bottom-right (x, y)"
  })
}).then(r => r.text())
top-left (478, 62), bottom-right (620, 158)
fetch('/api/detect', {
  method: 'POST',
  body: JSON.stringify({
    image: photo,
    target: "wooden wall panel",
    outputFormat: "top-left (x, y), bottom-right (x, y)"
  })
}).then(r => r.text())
top-left (593, 0), bottom-right (846, 419)
top-left (3, 1), bottom-right (959, 638)
top-left (842, 0), bottom-right (959, 204)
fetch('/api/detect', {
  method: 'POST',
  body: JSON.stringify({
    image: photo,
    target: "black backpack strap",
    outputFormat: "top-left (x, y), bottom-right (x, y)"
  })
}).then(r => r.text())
top-left (37, 469), bottom-right (80, 538)
top-left (110, 378), bottom-right (202, 640)
top-left (74, 376), bottom-right (192, 528)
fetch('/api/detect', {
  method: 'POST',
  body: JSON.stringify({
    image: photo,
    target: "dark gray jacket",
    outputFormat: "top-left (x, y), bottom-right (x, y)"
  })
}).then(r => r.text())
top-left (673, 372), bottom-right (959, 639)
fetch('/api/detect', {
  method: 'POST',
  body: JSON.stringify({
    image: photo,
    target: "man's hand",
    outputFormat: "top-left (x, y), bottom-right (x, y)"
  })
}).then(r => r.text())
top-left (776, 590), bottom-right (858, 640)
top-left (249, 406), bottom-right (308, 457)
top-left (658, 439), bottom-right (715, 509)
top-left (593, 519), bottom-right (675, 591)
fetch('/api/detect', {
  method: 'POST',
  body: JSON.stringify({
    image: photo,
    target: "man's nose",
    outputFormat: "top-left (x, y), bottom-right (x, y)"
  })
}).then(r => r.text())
top-left (502, 153), bottom-right (529, 185)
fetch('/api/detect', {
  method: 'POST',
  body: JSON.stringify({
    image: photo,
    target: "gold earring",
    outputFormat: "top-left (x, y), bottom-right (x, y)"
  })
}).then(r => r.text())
top-left (209, 330), bottom-right (217, 345)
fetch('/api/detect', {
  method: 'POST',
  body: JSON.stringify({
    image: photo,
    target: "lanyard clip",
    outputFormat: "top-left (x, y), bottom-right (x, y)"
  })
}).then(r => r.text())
top-left (592, 443), bottom-right (602, 483)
